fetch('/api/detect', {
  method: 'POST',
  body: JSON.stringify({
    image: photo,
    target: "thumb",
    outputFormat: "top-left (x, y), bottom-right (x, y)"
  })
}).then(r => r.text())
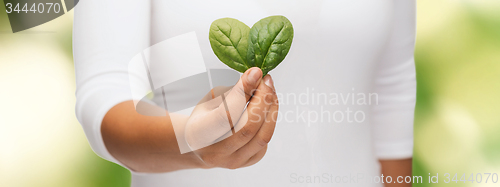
top-left (184, 68), bottom-right (262, 151)
top-left (232, 67), bottom-right (263, 101)
top-left (218, 67), bottom-right (262, 127)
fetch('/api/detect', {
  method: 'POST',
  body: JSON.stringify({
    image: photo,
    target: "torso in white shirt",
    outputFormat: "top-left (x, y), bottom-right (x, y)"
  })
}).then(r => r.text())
top-left (134, 1), bottom-right (392, 187)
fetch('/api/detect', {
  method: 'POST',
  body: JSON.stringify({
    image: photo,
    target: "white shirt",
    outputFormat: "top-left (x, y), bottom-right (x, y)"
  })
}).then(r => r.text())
top-left (73, 0), bottom-right (416, 186)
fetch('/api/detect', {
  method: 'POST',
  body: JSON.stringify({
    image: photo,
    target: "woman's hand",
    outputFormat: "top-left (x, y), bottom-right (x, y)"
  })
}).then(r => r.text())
top-left (101, 67), bottom-right (279, 172)
top-left (185, 67), bottom-right (279, 169)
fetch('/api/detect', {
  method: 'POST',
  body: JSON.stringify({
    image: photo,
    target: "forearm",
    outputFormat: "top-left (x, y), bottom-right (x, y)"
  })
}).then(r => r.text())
top-left (101, 100), bottom-right (202, 173)
top-left (380, 158), bottom-right (412, 187)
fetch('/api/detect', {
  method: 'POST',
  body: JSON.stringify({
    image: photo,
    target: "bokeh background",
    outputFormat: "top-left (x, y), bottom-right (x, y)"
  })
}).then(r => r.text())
top-left (1, 0), bottom-right (499, 186)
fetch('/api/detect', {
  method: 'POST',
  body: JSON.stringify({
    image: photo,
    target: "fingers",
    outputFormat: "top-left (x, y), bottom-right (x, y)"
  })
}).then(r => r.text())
top-left (230, 83), bottom-right (278, 166)
top-left (241, 145), bottom-right (267, 168)
top-left (213, 75), bottom-right (276, 153)
top-left (191, 75), bottom-right (278, 169)
top-left (187, 68), bottom-right (264, 150)
top-left (221, 67), bottom-right (262, 124)
top-left (187, 69), bottom-right (263, 150)
top-left (186, 82), bottom-right (254, 149)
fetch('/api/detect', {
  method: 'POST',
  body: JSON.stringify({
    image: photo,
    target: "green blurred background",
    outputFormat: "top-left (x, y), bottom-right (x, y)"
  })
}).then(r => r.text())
top-left (1, 0), bottom-right (499, 186)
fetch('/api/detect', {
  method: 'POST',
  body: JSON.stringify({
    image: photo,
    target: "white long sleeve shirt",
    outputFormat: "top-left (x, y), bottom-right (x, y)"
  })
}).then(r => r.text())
top-left (73, 0), bottom-right (416, 186)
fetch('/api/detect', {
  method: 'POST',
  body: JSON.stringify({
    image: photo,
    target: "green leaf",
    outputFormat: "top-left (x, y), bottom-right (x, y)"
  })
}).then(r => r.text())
top-left (209, 18), bottom-right (250, 73)
top-left (247, 16), bottom-right (294, 76)
top-left (209, 16), bottom-right (294, 76)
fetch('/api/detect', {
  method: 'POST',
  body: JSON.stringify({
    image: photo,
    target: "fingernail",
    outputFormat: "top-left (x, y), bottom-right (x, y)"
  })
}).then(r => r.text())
top-left (247, 68), bottom-right (261, 84)
top-left (264, 75), bottom-right (274, 90)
